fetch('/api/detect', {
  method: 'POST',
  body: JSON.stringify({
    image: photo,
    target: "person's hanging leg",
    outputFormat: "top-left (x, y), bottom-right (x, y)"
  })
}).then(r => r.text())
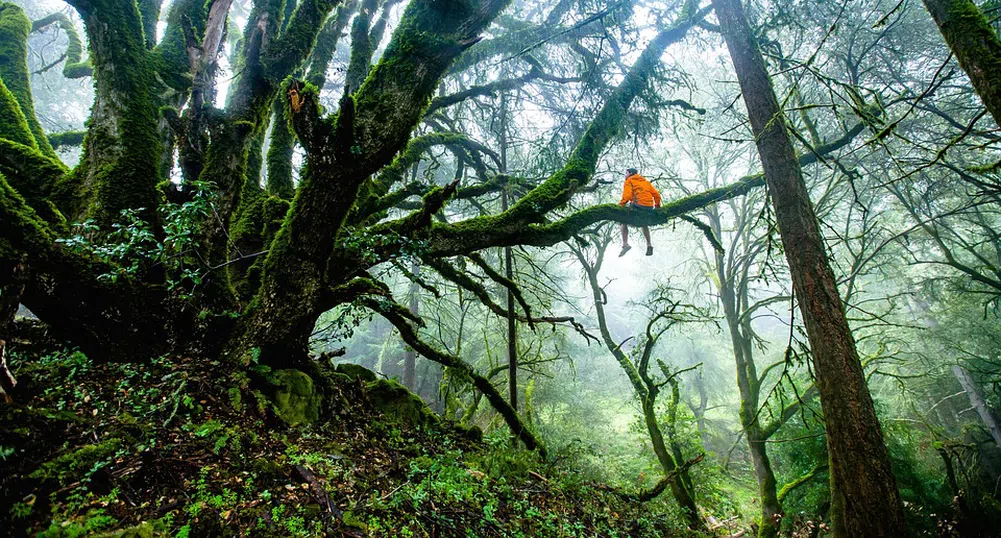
top-left (619, 223), bottom-right (632, 257)
top-left (642, 226), bottom-right (653, 256)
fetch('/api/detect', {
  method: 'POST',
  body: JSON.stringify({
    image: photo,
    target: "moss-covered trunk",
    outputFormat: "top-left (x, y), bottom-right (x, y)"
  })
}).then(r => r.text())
top-left (711, 0), bottom-right (907, 536)
top-left (242, 0), bottom-right (513, 360)
top-left (713, 227), bottom-right (782, 538)
top-left (67, 0), bottom-right (162, 227)
top-left (922, 0), bottom-right (1001, 127)
top-left (0, 4), bottom-right (56, 159)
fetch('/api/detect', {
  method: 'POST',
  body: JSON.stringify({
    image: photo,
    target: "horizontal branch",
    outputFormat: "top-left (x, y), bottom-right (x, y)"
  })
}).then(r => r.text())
top-left (419, 121), bottom-right (865, 256)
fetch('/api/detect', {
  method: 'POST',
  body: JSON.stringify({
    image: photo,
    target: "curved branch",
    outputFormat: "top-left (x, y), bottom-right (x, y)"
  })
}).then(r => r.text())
top-left (356, 286), bottom-right (545, 456)
top-left (422, 255), bottom-right (596, 341)
top-left (30, 12), bottom-right (92, 79)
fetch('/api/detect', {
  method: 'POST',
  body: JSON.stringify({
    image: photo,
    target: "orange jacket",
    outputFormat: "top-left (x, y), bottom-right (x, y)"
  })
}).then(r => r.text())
top-left (619, 174), bottom-right (661, 208)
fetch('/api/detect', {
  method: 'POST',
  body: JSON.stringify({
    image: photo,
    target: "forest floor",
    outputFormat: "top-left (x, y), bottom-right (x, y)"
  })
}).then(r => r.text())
top-left (0, 324), bottom-right (705, 537)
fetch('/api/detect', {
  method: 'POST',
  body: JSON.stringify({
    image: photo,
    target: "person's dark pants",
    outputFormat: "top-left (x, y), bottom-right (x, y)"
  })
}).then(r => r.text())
top-left (621, 203), bottom-right (654, 249)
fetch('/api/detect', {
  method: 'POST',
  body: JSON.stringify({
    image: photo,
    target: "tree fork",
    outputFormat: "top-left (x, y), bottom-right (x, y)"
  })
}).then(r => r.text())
top-left (241, 0), bottom-right (512, 361)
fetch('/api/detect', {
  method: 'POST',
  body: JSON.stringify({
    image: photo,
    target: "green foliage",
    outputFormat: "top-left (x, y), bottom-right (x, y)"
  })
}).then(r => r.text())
top-left (55, 181), bottom-right (218, 295)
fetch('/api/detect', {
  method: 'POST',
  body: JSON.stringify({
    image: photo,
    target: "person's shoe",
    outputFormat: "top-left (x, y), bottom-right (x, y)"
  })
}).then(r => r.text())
top-left (618, 244), bottom-right (632, 257)
top-left (646, 246), bottom-right (653, 256)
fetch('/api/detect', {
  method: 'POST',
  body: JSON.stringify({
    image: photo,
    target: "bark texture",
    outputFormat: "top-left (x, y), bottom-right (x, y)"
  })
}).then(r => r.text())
top-left (922, 0), bottom-right (1001, 127)
top-left (710, 0), bottom-right (907, 536)
top-left (953, 365), bottom-right (1001, 451)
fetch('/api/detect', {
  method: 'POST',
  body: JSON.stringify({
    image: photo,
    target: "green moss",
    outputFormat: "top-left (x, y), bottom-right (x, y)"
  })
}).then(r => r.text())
top-left (271, 369), bottom-right (322, 425)
top-left (305, 2), bottom-right (355, 87)
top-left (76, 0), bottom-right (163, 226)
top-left (341, 511), bottom-right (368, 532)
top-left (29, 438), bottom-right (123, 484)
top-left (0, 75), bottom-right (36, 149)
top-left (48, 130), bottom-right (87, 150)
top-left (261, 0), bottom-right (340, 83)
top-left (0, 3), bottom-right (55, 157)
top-left (366, 378), bottom-right (438, 428)
top-left (148, 0), bottom-right (207, 92)
top-left (334, 362), bottom-right (378, 382)
top-left (345, 0), bottom-right (376, 92)
top-left (228, 386), bottom-right (244, 411)
top-left (92, 520), bottom-right (164, 538)
top-left (265, 97), bottom-right (296, 199)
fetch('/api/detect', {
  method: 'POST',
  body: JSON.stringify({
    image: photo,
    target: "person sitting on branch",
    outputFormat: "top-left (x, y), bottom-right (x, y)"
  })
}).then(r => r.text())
top-left (618, 167), bottom-right (661, 257)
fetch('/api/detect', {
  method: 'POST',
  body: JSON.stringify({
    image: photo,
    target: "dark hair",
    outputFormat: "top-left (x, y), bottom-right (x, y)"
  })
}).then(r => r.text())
top-left (626, 168), bottom-right (638, 176)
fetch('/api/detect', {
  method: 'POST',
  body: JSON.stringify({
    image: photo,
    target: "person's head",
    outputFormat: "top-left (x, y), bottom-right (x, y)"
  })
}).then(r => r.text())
top-left (625, 167), bottom-right (638, 178)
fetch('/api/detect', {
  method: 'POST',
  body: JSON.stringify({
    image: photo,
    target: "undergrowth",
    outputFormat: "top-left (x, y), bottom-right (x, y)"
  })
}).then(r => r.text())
top-left (0, 329), bottom-right (700, 537)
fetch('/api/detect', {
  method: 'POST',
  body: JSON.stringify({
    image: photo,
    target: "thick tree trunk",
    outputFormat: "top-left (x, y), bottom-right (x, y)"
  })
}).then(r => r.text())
top-left (953, 365), bottom-right (1001, 450)
top-left (0, 4), bottom-right (56, 159)
top-left (922, 0), bottom-right (1001, 127)
top-left (710, 0), bottom-right (907, 536)
top-left (67, 0), bottom-right (162, 227)
top-left (243, 0), bottom-right (512, 361)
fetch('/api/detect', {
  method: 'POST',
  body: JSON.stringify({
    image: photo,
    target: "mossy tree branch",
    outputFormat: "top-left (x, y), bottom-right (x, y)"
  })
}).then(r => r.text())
top-left (243, 0), bottom-right (513, 357)
top-left (414, 121), bottom-right (864, 256)
top-left (0, 174), bottom-right (182, 362)
top-left (30, 12), bottom-right (93, 79)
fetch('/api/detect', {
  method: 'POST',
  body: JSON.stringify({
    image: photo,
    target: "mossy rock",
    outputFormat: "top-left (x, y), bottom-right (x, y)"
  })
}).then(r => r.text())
top-left (457, 423), bottom-right (483, 443)
top-left (271, 369), bottom-right (321, 426)
top-left (333, 362), bottom-right (378, 382)
top-left (30, 438), bottom-right (123, 484)
top-left (365, 378), bottom-right (438, 428)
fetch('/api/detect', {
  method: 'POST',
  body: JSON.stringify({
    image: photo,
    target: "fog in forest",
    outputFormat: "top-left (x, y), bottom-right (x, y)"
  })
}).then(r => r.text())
top-left (3, 0), bottom-right (1001, 536)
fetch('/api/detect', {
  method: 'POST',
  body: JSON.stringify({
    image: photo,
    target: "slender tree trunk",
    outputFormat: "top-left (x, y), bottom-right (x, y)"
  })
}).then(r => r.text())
top-left (402, 264), bottom-right (420, 389)
top-left (571, 239), bottom-right (704, 530)
top-left (641, 395), bottom-right (701, 523)
top-left (922, 0), bottom-right (1001, 127)
top-left (711, 0), bottom-right (907, 536)
top-left (953, 365), bottom-right (1001, 450)
top-left (499, 92), bottom-right (518, 412)
top-left (712, 222), bottom-right (783, 538)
